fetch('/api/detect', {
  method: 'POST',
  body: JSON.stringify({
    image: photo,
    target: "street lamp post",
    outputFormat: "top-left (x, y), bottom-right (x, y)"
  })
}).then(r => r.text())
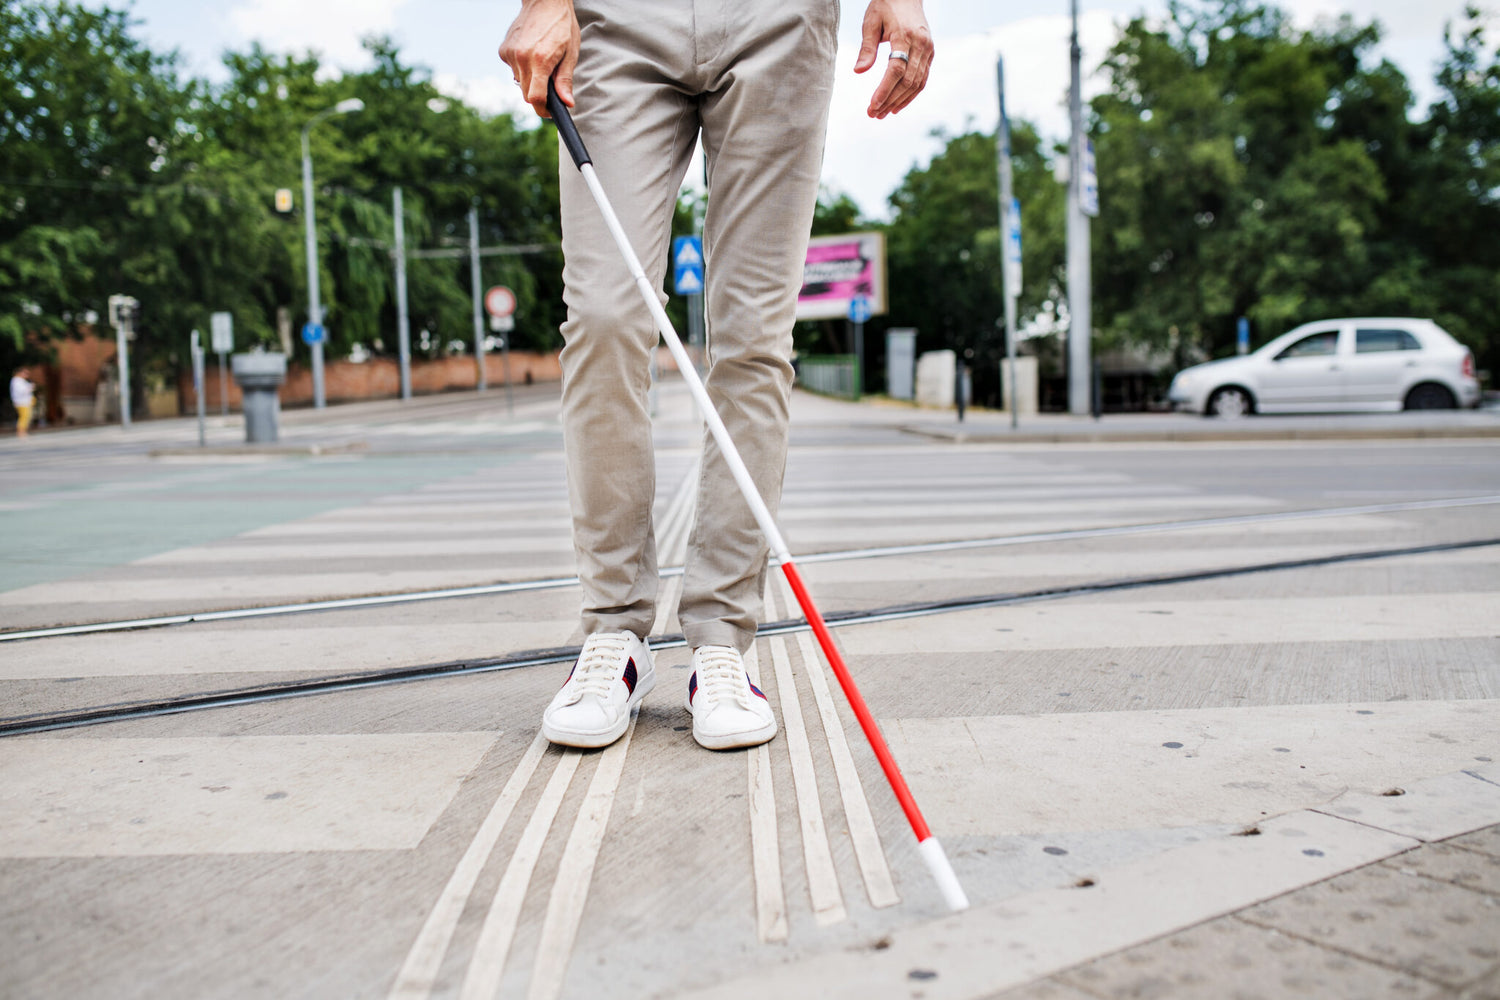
top-left (301, 97), bottom-right (364, 410)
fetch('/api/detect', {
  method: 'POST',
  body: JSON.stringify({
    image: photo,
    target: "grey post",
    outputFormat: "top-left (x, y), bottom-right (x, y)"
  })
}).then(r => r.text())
top-left (301, 97), bottom-right (363, 410)
top-left (997, 55), bottom-right (1020, 430)
top-left (116, 312), bottom-right (131, 429)
top-left (210, 311), bottom-right (233, 416)
top-left (232, 353), bottom-right (287, 443)
top-left (191, 329), bottom-right (206, 447)
top-left (393, 186), bottom-right (412, 401)
top-left (107, 294), bottom-right (135, 429)
top-left (468, 206), bottom-right (488, 394)
top-left (856, 321), bottom-right (866, 398)
top-left (1066, 0), bottom-right (1093, 415)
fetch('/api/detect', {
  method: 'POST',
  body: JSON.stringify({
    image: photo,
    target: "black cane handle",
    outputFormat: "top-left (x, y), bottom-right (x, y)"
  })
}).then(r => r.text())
top-left (547, 78), bottom-right (591, 169)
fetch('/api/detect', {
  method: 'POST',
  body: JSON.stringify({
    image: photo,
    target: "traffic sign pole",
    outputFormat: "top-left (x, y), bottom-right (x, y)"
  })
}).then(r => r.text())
top-left (998, 56), bottom-right (1020, 430)
top-left (484, 285), bottom-right (518, 414)
top-left (394, 187), bottom-right (412, 401)
top-left (847, 295), bottom-right (873, 399)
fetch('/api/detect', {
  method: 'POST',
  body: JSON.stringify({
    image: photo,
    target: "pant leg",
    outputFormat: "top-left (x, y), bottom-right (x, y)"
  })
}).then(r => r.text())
top-left (561, 3), bottom-right (701, 639)
top-left (676, 0), bottom-right (839, 652)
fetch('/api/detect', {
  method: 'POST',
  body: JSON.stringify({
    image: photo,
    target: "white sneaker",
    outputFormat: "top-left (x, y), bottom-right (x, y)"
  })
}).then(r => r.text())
top-left (541, 631), bottom-right (655, 748)
top-left (685, 645), bottom-right (777, 750)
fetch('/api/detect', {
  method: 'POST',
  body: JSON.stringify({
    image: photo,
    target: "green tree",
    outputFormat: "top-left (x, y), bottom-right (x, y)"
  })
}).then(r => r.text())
top-left (882, 122), bottom-right (1064, 404)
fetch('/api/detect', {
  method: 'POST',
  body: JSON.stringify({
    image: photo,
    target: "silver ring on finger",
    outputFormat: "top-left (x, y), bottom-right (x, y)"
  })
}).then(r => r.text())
top-left (890, 50), bottom-right (909, 61)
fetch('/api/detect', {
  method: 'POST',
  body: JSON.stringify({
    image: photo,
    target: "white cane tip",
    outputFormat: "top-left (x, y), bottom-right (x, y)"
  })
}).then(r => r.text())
top-left (918, 837), bottom-right (970, 912)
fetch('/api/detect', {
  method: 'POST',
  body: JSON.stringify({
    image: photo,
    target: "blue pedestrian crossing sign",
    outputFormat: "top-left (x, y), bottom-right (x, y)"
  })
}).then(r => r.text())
top-left (673, 236), bottom-right (704, 295)
top-left (847, 295), bottom-right (873, 324)
top-left (301, 323), bottom-right (326, 345)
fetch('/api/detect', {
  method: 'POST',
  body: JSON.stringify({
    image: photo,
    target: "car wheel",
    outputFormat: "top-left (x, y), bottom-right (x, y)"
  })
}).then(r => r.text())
top-left (1206, 387), bottom-right (1252, 419)
top-left (1404, 383), bottom-right (1456, 410)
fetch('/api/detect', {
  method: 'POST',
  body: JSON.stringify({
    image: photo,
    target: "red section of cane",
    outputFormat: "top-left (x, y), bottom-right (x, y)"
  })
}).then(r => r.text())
top-left (779, 560), bottom-right (932, 843)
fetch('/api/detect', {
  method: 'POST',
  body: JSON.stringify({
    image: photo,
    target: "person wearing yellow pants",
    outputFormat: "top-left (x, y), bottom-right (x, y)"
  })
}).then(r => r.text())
top-left (10, 367), bottom-right (35, 438)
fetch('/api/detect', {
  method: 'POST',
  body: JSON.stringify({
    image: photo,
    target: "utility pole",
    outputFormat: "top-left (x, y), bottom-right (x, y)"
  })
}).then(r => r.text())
top-left (300, 98), bottom-right (363, 409)
top-left (1066, 0), bottom-right (1094, 415)
top-left (468, 206), bottom-right (487, 393)
top-left (997, 55), bottom-right (1021, 430)
top-left (393, 186), bottom-right (412, 401)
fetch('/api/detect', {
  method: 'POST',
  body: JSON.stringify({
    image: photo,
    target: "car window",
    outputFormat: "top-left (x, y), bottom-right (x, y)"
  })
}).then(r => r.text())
top-left (1356, 328), bottom-right (1421, 353)
top-left (1275, 330), bottom-right (1339, 359)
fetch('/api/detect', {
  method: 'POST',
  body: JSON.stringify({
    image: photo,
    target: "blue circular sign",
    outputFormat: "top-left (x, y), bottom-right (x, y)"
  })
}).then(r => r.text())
top-left (301, 323), bottom-right (326, 345)
top-left (847, 295), bottom-right (873, 324)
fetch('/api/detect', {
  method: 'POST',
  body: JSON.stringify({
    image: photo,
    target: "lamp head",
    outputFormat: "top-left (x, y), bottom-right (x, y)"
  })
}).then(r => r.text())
top-left (335, 98), bottom-right (365, 114)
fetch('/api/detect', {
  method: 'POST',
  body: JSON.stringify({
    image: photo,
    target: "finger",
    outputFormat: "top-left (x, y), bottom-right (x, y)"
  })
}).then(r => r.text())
top-left (522, 66), bottom-right (552, 118)
top-left (854, 6), bottom-right (884, 73)
top-left (873, 40), bottom-right (932, 117)
top-left (866, 58), bottom-right (906, 117)
top-left (553, 46), bottom-right (579, 108)
top-left (881, 59), bottom-right (924, 116)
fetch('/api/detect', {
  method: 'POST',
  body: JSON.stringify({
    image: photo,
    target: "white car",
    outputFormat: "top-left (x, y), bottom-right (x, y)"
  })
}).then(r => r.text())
top-left (1168, 317), bottom-right (1481, 417)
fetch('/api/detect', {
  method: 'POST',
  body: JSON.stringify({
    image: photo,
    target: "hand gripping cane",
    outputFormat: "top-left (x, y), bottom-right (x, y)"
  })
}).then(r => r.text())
top-left (547, 81), bottom-right (968, 912)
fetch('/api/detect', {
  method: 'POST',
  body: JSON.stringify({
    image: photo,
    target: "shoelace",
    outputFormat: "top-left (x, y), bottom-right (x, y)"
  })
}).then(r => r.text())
top-left (568, 633), bottom-right (631, 701)
top-left (695, 647), bottom-right (750, 709)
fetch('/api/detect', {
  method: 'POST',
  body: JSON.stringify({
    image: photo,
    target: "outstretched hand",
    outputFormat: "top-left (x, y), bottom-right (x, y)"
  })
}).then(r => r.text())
top-left (854, 0), bottom-right (933, 119)
top-left (498, 0), bottom-right (580, 118)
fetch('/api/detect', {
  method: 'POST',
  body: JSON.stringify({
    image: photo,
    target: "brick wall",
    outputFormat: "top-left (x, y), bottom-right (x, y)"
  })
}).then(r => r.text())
top-left (182, 352), bottom-right (564, 412)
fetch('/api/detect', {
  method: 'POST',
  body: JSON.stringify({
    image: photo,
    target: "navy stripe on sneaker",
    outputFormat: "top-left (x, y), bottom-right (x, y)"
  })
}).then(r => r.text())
top-left (748, 677), bottom-right (767, 701)
top-left (622, 658), bottom-right (637, 695)
top-left (688, 672), bottom-right (698, 704)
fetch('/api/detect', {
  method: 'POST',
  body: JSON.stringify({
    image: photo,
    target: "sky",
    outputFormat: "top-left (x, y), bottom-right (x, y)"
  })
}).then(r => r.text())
top-left (94, 0), bottom-right (1481, 219)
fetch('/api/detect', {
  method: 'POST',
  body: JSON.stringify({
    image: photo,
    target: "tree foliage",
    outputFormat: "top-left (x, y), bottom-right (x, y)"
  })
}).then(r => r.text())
top-left (0, 1), bottom-right (565, 405)
top-left (4, 0), bottom-right (1497, 408)
top-left (872, 0), bottom-right (1499, 388)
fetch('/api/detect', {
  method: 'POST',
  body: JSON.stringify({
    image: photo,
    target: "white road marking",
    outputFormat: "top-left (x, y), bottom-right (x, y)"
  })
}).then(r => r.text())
top-left (134, 535), bottom-right (575, 563)
top-left (389, 733), bottom-right (549, 1000)
top-left (0, 622), bottom-right (579, 681)
top-left (0, 568), bottom-right (577, 607)
top-left (0, 734), bottom-right (495, 857)
top-left (745, 641), bottom-right (788, 943)
top-left (780, 583), bottom-right (899, 909)
top-left (767, 596), bottom-right (847, 926)
top-left (885, 700), bottom-right (1500, 837)
top-left (459, 749), bottom-right (582, 1000)
top-left (840, 593), bottom-right (1500, 654)
top-left (527, 714), bottom-right (638, 1000)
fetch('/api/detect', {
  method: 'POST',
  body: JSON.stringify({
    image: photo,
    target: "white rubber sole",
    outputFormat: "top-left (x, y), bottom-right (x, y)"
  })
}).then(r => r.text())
top-left (684, 693), bottom-right (778, 750)
top-left (541, 669), bottom-right (655, 749)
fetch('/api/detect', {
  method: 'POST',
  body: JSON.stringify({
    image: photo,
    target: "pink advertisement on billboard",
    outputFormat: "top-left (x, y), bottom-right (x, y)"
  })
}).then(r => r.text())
top-left (796, 232), bottom-right (887, 321)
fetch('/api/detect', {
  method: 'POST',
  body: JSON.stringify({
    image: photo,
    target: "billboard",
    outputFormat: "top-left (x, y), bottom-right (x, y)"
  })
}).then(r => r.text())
top-left (796, 231), bottom-right (886, 321)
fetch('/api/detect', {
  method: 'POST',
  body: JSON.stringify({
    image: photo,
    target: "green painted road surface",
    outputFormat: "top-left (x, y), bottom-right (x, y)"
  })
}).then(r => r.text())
top-left (0, 454), bottom-right (519, 592)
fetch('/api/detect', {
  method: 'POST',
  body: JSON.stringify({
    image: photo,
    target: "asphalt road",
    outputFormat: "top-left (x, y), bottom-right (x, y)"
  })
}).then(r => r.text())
top-left (1, 382), bottom-right (1497, 999)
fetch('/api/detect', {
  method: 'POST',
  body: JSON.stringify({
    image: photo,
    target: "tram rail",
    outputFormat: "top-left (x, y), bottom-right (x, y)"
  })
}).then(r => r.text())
top-left (3, 524), bottom-right (1495, 738)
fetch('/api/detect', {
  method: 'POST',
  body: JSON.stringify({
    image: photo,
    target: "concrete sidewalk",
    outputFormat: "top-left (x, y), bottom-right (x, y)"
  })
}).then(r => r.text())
top-left (1, 380), bottom-right (1497, 999)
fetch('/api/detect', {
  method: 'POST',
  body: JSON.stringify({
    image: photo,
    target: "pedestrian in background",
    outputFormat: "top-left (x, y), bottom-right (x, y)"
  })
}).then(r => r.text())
top-left (500, 0), bottom-right (933, 751)
top-left (10, 366), bottom-right (35, 438)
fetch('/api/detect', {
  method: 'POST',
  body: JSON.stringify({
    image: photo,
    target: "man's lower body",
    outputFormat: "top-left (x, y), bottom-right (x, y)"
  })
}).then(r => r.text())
top-left (14, 404), bottom-right (31, 437)
top-left (541, 0), bottom-right (837, 750)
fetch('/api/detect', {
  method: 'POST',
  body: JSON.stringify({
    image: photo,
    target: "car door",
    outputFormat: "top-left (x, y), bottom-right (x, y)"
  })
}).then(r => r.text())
top-left (1256, 326), bottom-right (1345, 410)
top-left (1342, 326), bottom-right (1424, 407)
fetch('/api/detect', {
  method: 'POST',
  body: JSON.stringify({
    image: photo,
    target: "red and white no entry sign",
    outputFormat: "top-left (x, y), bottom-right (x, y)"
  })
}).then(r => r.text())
top-left (484, 286), bottom-right (516, 318)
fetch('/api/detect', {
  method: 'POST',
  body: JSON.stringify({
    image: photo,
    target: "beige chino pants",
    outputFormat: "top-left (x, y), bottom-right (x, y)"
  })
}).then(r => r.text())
top-left (558, 0), bottom-right (838, 652)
